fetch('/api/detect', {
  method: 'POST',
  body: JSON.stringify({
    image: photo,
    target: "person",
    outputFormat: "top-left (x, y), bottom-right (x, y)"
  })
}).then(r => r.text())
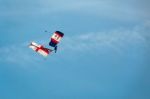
top-left (54, 46), bottom-right (57, 53)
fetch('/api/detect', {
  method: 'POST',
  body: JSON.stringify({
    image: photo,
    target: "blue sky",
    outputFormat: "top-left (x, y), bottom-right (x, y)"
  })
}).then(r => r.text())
top-left (0, 0), bottom-right (150, 99)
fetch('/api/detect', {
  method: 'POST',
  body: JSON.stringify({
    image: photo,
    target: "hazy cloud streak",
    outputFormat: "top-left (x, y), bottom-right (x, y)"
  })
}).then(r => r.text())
top-left (0, 23), bottom-right (149, 65)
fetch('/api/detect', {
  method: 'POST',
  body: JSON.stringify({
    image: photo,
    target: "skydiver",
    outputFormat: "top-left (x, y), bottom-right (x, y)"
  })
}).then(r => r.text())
top-left (54, 46), bottom-right (57, 53)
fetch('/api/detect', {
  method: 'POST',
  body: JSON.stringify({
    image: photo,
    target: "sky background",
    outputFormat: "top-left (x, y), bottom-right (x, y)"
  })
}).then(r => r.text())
top-left (0, 0), bottom-right (150, 99)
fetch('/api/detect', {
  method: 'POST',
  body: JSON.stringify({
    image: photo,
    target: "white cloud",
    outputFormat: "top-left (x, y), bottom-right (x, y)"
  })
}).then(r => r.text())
top-left (61, 21), bottom-right (149, 53)
top-left (0, 22), bottom-right (149, 66)
top-left (0, 43), bottom-right (44, 68)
